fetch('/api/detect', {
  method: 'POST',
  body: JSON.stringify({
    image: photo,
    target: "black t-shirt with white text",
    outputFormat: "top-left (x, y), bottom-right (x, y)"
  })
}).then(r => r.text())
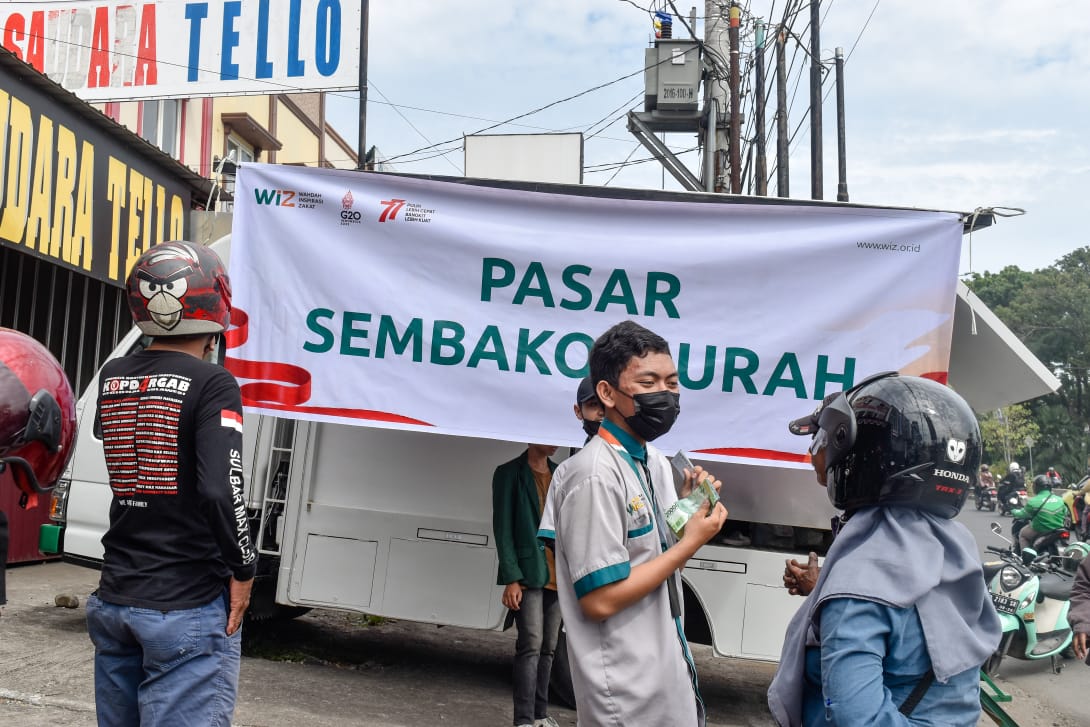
top-left (96, 349), bottom-right (256, 610)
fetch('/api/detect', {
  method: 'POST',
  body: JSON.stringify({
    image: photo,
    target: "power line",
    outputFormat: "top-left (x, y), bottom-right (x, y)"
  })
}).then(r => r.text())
top-left (365, 97), bottom-right (632, 143)
top-left (382, 45), bottom-right (704, 164)
top-left (13, 23), bottom-right (646, 160)
top-left (603, 144), bottom-right (643, 185)
top-left (585, 144), bottom-right (700, 173)
top-left (370, 82), bottom-right (462, 175)
top-left (584, 90), bottom-right (645, 140)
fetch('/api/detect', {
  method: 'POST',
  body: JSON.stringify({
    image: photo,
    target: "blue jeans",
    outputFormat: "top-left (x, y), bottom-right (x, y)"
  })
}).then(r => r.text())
top-left (513, 587), bottom-right (562, 725)
top-left (86, 591), bottom-right (242, 727)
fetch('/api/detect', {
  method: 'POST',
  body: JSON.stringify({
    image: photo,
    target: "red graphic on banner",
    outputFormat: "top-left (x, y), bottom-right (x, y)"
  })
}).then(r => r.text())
top-left (921, 371), bottom-right (948, 385)
top-left (223, 308), bottom-right (432, 426)
top-left (693, 447), bottom-right (811, 464)
top-left (696, 369), bottom-right (949, 464)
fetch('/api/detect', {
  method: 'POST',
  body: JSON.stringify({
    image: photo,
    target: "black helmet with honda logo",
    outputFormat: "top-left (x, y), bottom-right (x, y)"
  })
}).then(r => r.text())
top-left (789, 372), bottom-right (981, 518)
top-left (0, 328), bottom-right (76, 508)
top-left (126, 241), bottom-right (232, 337)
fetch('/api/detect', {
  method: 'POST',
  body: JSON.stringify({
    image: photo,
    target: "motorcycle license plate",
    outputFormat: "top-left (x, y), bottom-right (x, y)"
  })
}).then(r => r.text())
top-left (992, 593), bottom-right (1018, 615)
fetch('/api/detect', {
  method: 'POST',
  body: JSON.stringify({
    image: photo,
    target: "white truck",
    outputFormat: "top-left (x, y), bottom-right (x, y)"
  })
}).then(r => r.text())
top-left (43, 183), bottom-right (1057, 699)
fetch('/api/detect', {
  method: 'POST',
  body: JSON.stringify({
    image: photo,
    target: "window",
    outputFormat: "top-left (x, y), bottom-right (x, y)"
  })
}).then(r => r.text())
top-left (216, 136), bottom-right (255, 212)
top-left (140, 100), bottom-right (180, 157)
top-left (226, 135), bottom-right (255, 164)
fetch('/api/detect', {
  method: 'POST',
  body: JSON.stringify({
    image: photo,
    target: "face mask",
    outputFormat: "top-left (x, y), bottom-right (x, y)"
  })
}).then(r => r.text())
top-left (614, 388), bottom-right (680, 441)
top-left (582, 418), bottom-right (601, 438)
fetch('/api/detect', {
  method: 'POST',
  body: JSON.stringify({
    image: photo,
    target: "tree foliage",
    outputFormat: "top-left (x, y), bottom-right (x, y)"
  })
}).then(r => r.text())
top-left (978, 405), bottom-right (1040, 476)
top-left (966, 246), bottom-right (1090, 481)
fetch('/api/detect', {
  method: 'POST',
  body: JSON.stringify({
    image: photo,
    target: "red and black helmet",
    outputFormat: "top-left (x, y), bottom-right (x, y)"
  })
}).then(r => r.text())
top-left (126, 241), bottom-right (232, 336)
top-left (0, 329), bottom-right (76, 508)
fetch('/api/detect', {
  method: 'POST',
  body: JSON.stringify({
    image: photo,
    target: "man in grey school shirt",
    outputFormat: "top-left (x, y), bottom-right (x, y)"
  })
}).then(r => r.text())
top-left (538, 321), bottom-right (727, 727)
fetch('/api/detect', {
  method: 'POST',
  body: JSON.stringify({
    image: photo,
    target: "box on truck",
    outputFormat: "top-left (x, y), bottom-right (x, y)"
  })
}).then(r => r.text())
top-left (43, 170), bottom-right (1059, 698)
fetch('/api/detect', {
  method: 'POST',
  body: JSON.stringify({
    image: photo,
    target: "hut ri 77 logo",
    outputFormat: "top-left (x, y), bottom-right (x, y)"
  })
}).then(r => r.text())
top-left (378, 197), bottom-right (435, 223)
top-left (379, 198), bottom-right (406, 222)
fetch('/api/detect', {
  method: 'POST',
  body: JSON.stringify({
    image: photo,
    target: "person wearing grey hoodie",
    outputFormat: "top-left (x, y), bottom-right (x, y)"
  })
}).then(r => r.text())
top-left (768, 373), bottom-right (1001, 726)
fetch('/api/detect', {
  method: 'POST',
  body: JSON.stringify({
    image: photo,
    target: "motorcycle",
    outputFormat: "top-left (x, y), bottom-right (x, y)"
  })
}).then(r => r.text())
top-left (982, 522), bottom-right (1074, 676)
top-left (998, 487), bottom-right (1028, 517)
top-left (1010, 517), bottom-right (1069, 557)
top-left (1062, 479), bottom-right (1090, 541)
top-left (975, 484), bottom-right (998, 511)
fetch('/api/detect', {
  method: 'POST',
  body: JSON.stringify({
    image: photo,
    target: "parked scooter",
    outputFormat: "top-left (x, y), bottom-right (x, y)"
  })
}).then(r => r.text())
top-left (975, 483), bottom-right (998, 511)
top-left (983, 522), bottom-right (1074, 676)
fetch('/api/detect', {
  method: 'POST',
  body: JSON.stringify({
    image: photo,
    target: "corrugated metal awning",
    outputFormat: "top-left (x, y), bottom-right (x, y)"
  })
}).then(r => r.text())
top-left (949, 281), bottom-right (1061, 411)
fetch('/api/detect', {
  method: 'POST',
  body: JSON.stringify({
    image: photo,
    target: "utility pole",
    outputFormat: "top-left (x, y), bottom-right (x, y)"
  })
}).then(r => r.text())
top-left (835, 47), bottom-right (848, 202)
top-left (775, 27), bottom-right (789, 198)
top-left (754, 19), bottom-right (767, 196)
top-left (356, 0), bottom-right (369, 170)
top-left (809, 0), bottom-right (822, 199)
top-left (704, 0), bottom-right (729, 192)
top-left (727, 1), bottom-right (741, 193)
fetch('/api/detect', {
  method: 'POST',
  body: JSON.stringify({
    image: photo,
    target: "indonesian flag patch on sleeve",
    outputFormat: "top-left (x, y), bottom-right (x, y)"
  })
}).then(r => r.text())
top-left (221, 410), bottom-right (244, 432)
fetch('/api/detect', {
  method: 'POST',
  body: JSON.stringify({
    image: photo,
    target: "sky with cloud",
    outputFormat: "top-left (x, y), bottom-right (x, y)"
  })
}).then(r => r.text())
top-left (324, 1), bottom-right (1089, 277)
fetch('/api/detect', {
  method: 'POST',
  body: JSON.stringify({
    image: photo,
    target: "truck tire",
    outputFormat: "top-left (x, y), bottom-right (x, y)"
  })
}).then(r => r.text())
top-left (549, 627), bottom-right (577, 709)
top-left (245, 570), bottom-right (312, 622)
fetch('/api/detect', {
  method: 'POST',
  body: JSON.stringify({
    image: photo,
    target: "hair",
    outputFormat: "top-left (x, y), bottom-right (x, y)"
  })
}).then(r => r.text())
top-left (589, 320), bottom-right (671, 388)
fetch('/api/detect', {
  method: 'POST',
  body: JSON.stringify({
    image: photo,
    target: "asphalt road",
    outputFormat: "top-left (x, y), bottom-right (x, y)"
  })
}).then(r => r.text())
top-left (0, 561), bottom-right (780, 727)
top-left (0, 519), bottom-right (1083, 727)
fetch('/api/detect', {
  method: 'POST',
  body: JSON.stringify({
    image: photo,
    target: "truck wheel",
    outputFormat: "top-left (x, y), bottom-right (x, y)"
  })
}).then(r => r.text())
top-left (245, 572), bottom-right (312, 622)
top-left (549, 627), bottom-right (577, 710)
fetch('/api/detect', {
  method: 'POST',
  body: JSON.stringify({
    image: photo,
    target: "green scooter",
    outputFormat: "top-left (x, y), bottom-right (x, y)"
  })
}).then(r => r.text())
top-left (982, 522), bottom-right (1074, 675)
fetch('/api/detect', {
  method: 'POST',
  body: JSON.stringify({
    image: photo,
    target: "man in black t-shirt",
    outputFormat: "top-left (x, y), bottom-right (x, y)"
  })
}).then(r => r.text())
top-left (86, 242), bottom-right (255, 727)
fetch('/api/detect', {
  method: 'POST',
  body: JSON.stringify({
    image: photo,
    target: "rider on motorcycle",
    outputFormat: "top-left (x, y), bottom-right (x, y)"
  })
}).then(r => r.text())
top-left (997, 462), bottom-right (1025, 511)
top-left (1062, 475), bottom-right (1090, 540)
top-left (1012, 475), bottom-right (1067, 551)
top-left (976, 464), bottom-right (995, 501)
top-left (1046, 466), bottom-right (1063, 490)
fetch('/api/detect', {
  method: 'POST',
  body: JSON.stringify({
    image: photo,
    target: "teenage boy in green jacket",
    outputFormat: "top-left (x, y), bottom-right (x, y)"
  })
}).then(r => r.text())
top-left (492, 444), bottom-right (562, 727)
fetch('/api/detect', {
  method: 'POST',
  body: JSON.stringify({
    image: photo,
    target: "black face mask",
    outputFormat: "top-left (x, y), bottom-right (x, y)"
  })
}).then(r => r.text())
top-left (614, 388), bottom-right (680, 441)
top-left (582, 418), bottom-right (601, 438)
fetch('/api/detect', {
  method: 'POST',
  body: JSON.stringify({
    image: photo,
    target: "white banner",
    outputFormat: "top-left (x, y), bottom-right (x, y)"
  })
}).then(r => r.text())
top-left (0, 1), bottom-right (360, 101)
top-left (229, 163), bottom-right (964, 465)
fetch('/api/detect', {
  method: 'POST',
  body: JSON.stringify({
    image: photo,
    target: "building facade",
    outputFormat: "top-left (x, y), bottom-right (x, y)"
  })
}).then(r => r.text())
top-left (0, 46), bottom-right (356, 562)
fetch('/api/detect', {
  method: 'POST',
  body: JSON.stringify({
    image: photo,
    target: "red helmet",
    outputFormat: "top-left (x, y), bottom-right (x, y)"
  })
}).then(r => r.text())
top-left (126, 241), bottom-right (232, 336)
top-left (0, 329), bottom-right (76, 508)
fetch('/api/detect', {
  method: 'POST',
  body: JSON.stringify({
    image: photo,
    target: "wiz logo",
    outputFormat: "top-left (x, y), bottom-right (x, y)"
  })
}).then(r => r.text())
top-left (946, 438), bottom-right (967, 464)
top-left (253, 188), bottom-right (297, 207)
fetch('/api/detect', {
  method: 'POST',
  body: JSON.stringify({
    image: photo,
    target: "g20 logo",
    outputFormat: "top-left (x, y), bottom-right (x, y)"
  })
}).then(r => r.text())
top-left (340, 210), bottom-right (362, 221)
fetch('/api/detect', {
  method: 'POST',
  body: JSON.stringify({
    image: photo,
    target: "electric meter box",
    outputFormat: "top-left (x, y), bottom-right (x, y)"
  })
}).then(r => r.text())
top-left (644, 39), bottom-right (702, 112)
